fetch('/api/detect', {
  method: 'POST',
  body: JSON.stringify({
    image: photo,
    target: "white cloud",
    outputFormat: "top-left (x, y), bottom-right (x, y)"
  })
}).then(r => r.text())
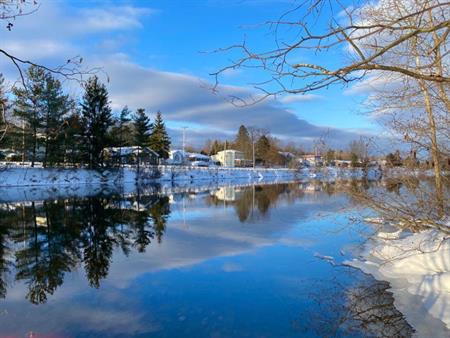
top-left (0, 0), bottom-right (376, 149)
top-left (278, 94), bottom-right (322, 104)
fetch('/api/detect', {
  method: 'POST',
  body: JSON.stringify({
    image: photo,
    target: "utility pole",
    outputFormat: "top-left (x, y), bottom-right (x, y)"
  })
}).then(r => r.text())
top-left (182, 126), bottom-right (187, 153)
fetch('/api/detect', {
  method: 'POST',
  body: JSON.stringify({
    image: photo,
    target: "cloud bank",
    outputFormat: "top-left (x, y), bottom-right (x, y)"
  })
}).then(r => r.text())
top-left (0, 1), bottom-right (375, 149)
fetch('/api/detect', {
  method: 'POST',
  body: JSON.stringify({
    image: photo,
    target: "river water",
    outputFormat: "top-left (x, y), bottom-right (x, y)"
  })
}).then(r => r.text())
top-left (0, 181), bottom-right (442, 337)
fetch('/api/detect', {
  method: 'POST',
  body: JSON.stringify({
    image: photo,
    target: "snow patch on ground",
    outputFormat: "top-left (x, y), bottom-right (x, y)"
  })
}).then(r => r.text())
top-left (348, 225), bottom-right (450, 333)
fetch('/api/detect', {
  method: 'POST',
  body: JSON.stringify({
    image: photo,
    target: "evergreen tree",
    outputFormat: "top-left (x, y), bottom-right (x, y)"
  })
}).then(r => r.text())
top-left (133, 108), bottom-right (152, 147)
top-left (13, 66), bottom-right (47, 166)
top-left (80, 76), bottom-right (112, 169)
top-left (234, 125), bottom-right (251, 159)
top-left (62, 113), bottom-right (83, 166)
top-left (148, 111), bottom-right (171, 159)
top-left (256, 135), bottom-right (271, 164)
top-left (41, 73), bottom-right (73, 166)
top-left (110, 106), bottom-right (133, 147)
top-left (133, 108), bottom-right (152, 168)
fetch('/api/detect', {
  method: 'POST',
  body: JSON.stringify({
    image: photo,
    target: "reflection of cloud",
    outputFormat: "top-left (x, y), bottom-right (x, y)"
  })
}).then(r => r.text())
top-left (105, 192), bottom-right (347, 289)
top-left (222, 263), bottom-right (244, 272)
top-left (0, 188), bottom-right (348, 335)
top-left (0, 277), bottom-right (159, 335)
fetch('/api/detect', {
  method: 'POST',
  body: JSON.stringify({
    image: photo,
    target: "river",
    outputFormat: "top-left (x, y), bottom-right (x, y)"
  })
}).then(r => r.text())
top-left (0, 181), bottom-right (447, 337)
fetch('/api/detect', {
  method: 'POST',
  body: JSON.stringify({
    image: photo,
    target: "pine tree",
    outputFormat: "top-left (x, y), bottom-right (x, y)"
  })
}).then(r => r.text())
top-left (13, 66), bottom-right (47, 166)
top-left (234, 125), bottom-right (251, 159)
top-left (80, 76), bottom-right (112, 169)
top-left (110, 106), bottom-right (133, 148)
top-left (256, 135), bottom-right (270, 165)
top-left (148, 111), bottom-right (171, 159)
top-left (133, 108), bottom-right (152, 147)
top-left (41, 73), bottom-right (73, 167)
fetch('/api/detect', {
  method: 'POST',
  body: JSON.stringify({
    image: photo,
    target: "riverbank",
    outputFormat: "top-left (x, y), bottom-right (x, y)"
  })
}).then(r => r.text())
top-left (0, 165), bottom-right (382, 187)
top-left (347, 221), bottom-right (450, 335)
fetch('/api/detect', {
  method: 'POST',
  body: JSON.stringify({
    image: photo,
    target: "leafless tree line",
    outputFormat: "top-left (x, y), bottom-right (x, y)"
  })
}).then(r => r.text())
top-left (213, 0), bottom-right (449, 229)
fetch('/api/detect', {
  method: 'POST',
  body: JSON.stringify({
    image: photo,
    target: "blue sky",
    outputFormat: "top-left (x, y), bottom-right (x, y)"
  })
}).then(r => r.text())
top-left (0, 0), bottom-right (379, 149)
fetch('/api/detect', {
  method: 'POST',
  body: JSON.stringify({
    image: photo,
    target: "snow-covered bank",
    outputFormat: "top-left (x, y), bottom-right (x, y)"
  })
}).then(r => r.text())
top-left (348, 224), bottom-right (450, 335)
top-left (157, 166), bottom-right (298, 182)
top-left (0, 165), bottom-right (382, 187)
top-left (0, 167), bottom-right (140, 187)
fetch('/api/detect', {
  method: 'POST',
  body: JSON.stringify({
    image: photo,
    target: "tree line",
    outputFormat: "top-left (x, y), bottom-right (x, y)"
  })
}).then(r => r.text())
top-left (0, 67), bottom-right (171, 168)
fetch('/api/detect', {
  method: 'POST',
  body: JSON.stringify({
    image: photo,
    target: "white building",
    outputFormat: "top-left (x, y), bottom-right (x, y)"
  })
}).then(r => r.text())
top-left (299, 154), bottom-right (323, 167)
top-left (212, 150), bottom-right (247, 167)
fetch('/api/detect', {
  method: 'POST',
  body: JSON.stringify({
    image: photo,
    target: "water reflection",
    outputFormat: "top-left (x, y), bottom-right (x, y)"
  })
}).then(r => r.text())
top-left (0, 182), bottom-right (352, 306)
top-left (295, 272), bottom-right (414, 337)
top-left (0, 180), bottom-right (435, 337)
top-left (0, 194), bottom-right (170, 302)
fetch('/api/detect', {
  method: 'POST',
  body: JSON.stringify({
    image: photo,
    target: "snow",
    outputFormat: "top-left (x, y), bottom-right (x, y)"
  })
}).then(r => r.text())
top-left (0, 165), bottom-right (382, 187)
top-left (348, 224), bottom-right (450, 333)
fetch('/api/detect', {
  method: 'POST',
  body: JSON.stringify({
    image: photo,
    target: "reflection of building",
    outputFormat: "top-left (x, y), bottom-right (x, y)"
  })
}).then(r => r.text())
top-left (212, 150), bottom-right (250, 167)
top-left (214, 186), bottom-right (237, 201)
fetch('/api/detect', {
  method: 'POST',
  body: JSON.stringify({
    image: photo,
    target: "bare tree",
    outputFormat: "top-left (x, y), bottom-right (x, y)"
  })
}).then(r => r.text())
top-left (0, 1), bottom-right (102, 88)
top-left (213, 0), bottom-right (449, 229)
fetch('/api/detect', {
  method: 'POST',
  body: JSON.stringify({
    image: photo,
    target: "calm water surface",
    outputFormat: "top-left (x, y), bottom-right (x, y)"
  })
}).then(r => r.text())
top-left (0, 182), bottom-right (415, 337)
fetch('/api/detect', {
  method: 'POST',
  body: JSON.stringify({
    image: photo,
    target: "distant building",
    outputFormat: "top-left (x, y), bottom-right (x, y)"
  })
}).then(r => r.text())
top-left (299, 154), bottom-right (323, 167)
top-left (168, 150), bottom-right (187, 165)
top-left (212, 150), bottom-right (249, 167)
top-left (187, 153), bottom-right (212, 167)
top-left (334, 160), bottom-right (352, 167)
top-left (102, 146), bottom-right (159, 165)
top-left (167, 151), bottom-right (215, 167)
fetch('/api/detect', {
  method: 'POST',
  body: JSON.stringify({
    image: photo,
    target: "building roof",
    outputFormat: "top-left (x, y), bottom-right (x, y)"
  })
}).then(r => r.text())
top-left (216, 149), bottom-right (243, 154)
top-left (103, 146), bottom-right (159, 157)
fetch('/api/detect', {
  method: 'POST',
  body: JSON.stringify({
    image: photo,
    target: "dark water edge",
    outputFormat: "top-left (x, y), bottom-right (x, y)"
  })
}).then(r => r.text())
top-left (0, 181), bottom-right (434, 337)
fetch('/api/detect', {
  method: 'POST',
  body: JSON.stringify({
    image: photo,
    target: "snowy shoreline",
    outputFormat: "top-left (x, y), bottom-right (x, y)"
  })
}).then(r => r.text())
top-left (0, 165), bottom-right (381, 203)
top-left (0, 165), bottom-right (381, 187)
top-left (347, 222), bottom-right (450, 337)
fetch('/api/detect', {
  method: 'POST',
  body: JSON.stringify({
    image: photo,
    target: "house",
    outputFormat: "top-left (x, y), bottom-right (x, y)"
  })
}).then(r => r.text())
top-left (168, 150), bottom-right (188, 165)
top-left (334, 160), bottom-right (352, 167)
top-left (212, 150), bottom-right (250, 167)
top-left (102, 146), bottom-right (159, 165)
top-left (299, 154), bottom-right (323, 167)
top-left (187, 153), bottom-right (212, 167)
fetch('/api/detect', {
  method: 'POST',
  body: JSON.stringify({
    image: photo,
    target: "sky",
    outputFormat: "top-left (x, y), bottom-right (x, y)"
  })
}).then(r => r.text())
top-left (0, 0), bottom-right (382, 150)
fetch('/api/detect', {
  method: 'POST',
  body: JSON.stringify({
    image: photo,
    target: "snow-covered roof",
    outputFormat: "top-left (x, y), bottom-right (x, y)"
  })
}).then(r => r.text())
top-left (216, 149), bottom-right (243, 154)
top-left (103, 146), bottom-right (159, 157)
top-left (187, 153), bottom-right (210, 160)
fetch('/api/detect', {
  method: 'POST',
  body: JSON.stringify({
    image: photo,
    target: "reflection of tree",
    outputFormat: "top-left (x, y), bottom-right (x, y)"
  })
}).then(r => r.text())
top-left (0, 193), bottom-right (171, 303)
top-left (0, 208), bottom-right (14, 299)
top-left (294, 273), bottom-right (414, 338)
top-left (82, 198), bottom-right (115, 289)
top-left (207, 183), bottom-right (314, 223)
top-left (132, 208), bottom-right (154, 253)
top-left (149, 196), bottom-right (170, 243)
top-left (346, 280), bottom-right (414, 337)
top-left (15, 202), bottom-right (78, 304)
top-left (234, 189), bottom-right (253, 222)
